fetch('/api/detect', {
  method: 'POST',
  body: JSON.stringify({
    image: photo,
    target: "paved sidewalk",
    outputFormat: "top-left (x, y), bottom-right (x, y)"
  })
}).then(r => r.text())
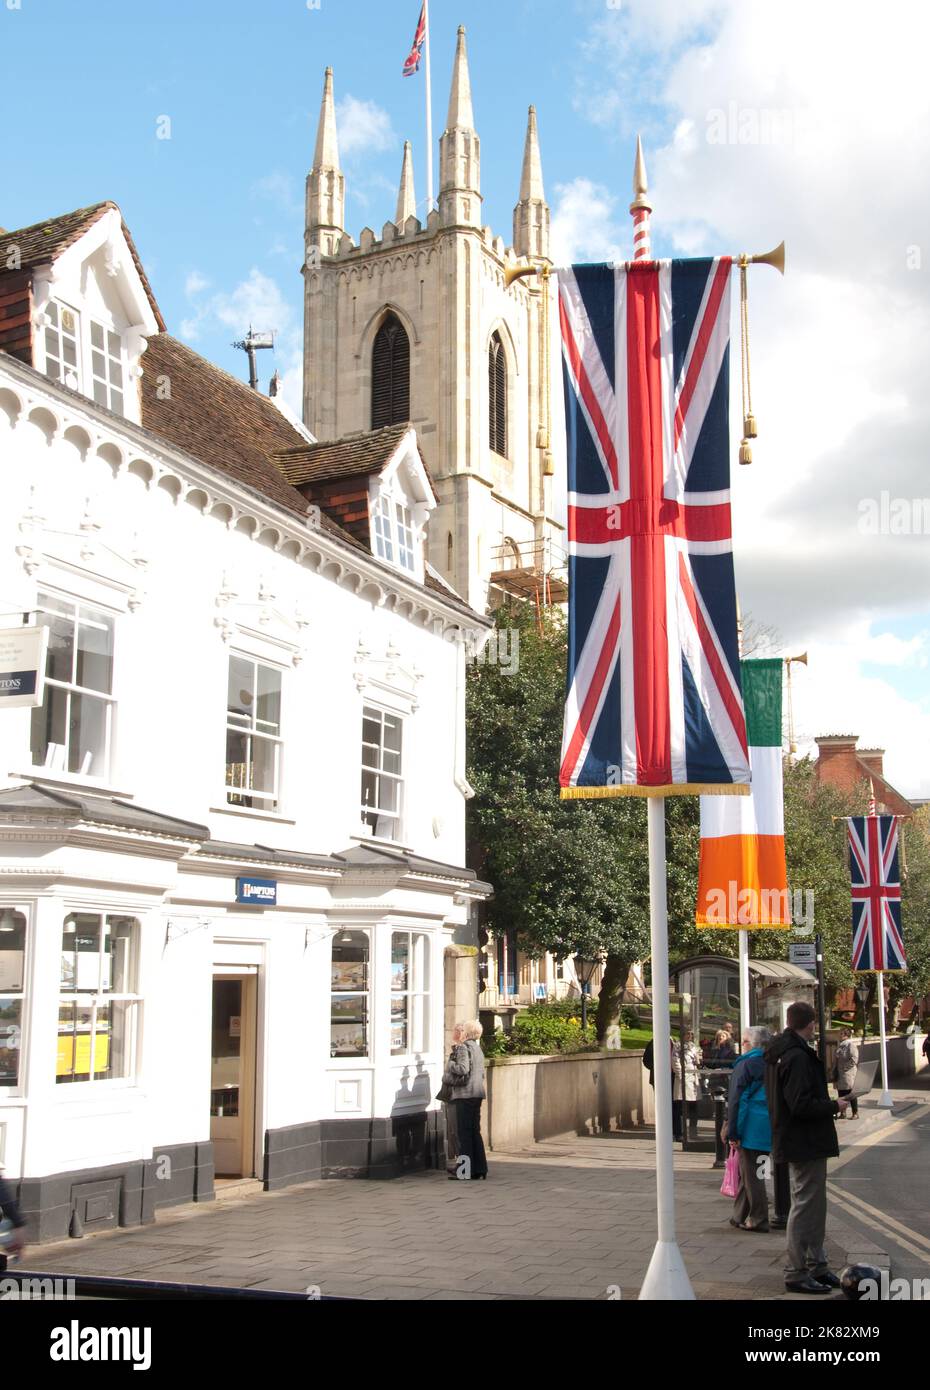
top-left (23, 1103), bottom-right (916, 1301)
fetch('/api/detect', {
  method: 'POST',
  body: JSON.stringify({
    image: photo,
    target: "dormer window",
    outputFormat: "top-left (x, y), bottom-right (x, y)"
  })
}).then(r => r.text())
top-left (44, 302), bottom-right (81, 391)
top-left (90, 320), bottom-right (124, 415)
top-left (372, 490), bottom-right (417, 574)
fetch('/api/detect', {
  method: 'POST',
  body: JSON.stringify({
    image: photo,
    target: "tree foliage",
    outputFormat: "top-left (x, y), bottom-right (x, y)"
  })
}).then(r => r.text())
top-left (466, 606), bottom-right (930, 1033)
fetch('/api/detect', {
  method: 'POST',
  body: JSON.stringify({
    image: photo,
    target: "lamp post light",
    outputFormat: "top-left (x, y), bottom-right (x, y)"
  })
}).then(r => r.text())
top-left (854, 980), bottom-right (871, 1043)
top-left (573, 954), bottom-right (600, 1033)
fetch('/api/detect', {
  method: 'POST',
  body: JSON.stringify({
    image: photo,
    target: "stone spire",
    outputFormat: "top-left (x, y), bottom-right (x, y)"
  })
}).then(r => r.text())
top-left (513, 105), bottom-right (550, 260)
top-left (306, 66), bottom-right (345, 258)
top-left (439, 26), bottom-right (481, 227)
top-left (445, 24), bottom-right (474, 130)
top-left (395, 141), bottom-right (417, 227)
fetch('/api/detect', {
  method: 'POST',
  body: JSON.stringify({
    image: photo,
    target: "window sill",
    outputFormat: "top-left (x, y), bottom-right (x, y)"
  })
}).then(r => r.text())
top-left (210, 805), bottom-right (296, 826)
top-left (350, 833), bottom-right (415, 853)
top-left (10, 770), bottom-right (133, 800)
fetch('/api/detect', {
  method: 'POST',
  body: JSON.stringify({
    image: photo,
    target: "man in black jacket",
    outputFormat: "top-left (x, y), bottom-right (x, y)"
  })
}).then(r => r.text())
top-left (765, 1001), bottom-right (848, 1294)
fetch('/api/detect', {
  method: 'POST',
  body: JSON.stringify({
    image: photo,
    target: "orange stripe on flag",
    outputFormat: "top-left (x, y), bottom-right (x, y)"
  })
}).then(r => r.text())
top-left (696, 834), bottom-right (790, 927)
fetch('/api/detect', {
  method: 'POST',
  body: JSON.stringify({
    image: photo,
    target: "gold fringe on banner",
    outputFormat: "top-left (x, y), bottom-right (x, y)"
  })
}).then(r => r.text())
top-left (560, 783), bottom-right (751, 800)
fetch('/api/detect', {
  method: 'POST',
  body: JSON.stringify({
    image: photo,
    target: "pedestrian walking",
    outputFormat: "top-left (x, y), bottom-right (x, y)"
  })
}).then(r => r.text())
top-left (722, 1026), bottom-right (773, 1232)
top-left (833, 1028), bottom-right (860, 1119)
top-left (444, 1019), bottom-right (488, 1180)
top-left (642, 1035), bottom-right (679, 1136)
top-left (0, 1168), bottom-right (26, 1271)
top-left (765, 1001), bottom-right (848, 1294)
top-left (673, 1029), bottom-right (701, 1140)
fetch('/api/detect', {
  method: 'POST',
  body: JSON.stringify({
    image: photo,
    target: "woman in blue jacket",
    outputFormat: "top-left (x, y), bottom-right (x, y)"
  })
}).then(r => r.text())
top-left (723, 1025), bottom-right (773, 1232)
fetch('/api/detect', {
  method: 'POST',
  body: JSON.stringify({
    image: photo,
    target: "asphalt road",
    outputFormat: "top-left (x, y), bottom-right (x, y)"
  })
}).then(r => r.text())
top-left (828, 1076), bottom-right (930, 1284)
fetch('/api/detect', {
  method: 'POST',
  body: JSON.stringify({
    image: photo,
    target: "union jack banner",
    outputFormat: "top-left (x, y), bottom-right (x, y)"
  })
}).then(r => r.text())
top-left (403, 3), bottom-right (426, 76)
top-left (558, 258), bottom-right (751, 798)
top-left (847, 815), bottom-right (906, 972)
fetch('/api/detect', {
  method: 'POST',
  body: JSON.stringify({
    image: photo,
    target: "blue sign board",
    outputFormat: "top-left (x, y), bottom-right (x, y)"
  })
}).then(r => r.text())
top-left (236, 876), bottom-right (277, 906)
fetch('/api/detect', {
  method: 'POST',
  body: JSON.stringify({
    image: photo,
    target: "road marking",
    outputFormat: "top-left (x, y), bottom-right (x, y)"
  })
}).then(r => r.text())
top-left (827, 1180), bottom-right (930, 1258)
top-left (826, 1186), bottom-right (929, 1264)
top-left (830, 1106), bottom-right (925, 1174)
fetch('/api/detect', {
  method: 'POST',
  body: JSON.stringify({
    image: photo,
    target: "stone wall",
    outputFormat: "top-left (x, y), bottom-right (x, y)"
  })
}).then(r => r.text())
top-left (483, 1049), bottom-right (653, 1150)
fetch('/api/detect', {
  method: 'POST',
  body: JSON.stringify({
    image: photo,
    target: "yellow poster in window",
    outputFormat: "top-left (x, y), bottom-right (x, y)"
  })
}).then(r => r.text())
top-left (57, 1029), bottom-right (109, 1077)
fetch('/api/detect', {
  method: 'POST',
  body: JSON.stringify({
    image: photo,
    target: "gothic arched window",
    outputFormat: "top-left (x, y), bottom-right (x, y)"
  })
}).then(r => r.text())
top-left (488, 331), bottom-right (507, 457)
top-left (371, 312), bottom-right (410, 429)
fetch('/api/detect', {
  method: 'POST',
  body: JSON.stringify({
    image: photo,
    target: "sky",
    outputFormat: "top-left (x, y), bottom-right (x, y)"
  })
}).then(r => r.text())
top-left (3, 0), bottom-right (929, 795)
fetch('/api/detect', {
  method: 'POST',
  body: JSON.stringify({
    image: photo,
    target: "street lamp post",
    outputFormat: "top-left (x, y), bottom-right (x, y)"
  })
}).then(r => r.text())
top-left (573, 954), bottom-right (600, 1033)
top-left (854, 980), bottom-right (871, 1045)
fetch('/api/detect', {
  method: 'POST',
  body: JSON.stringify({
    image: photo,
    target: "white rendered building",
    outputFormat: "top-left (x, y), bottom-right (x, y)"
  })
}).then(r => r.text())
top-left (0, 201), bottom-right (489, 1241)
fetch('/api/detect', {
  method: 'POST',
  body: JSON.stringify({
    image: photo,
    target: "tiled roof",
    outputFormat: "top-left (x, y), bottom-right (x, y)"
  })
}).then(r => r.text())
top-left (273, 422), bottom-right (414, 485)
top-left (140, 334), bottom-right (318, 519)
top-left (0, 201), bottom-right (166, 332)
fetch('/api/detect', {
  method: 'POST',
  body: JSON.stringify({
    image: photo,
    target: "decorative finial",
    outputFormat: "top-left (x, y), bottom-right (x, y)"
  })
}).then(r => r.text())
top-left (629, 134), bottom-right (653, 261)
top-left (630, 133), bottom-right (652, 212)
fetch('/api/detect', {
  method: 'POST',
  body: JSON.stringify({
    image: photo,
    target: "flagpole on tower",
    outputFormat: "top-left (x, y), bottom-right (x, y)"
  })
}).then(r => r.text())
top-left (424, 0), bottom-right (434, 211)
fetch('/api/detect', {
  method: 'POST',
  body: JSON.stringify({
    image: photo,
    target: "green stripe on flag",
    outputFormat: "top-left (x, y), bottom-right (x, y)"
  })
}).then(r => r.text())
top-left (741, 658), bottom-right (783, 748)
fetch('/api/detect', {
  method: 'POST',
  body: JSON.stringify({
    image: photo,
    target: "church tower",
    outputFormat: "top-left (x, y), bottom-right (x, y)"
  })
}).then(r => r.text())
top-left (301, 30), bottom-right (564, 613)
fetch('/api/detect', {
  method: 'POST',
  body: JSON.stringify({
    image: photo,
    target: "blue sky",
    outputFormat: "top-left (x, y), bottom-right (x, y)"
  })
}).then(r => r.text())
top-left (3, 0), bottom-right (929, 794)
top-left (2, 0), bottom-right (675, 383)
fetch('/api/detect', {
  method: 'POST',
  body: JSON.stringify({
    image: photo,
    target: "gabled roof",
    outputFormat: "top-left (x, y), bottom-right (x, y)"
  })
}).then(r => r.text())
top-left (0, 201), bottom-right (166, 332)
top-left (273, 422), bottom-right (418, 486)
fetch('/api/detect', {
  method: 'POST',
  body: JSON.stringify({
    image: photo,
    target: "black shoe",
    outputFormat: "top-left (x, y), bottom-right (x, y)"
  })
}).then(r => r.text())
top-left (814, 1271), bottom-right (841, 1289)
top-left (770, 1217), bottom-right (788, 1229)
top-left (785, 1276), bottom-right (831, 1294)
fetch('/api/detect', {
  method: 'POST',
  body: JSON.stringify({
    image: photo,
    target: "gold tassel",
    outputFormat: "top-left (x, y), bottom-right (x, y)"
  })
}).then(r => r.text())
top-left (738, 256), bottom-right (755, 466)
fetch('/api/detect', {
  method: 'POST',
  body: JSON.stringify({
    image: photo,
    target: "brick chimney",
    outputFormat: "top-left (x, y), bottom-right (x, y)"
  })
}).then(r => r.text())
top-left (814, 735), bottom-right (863, 796)
top-left (857, 748), bottom-right (885, 780)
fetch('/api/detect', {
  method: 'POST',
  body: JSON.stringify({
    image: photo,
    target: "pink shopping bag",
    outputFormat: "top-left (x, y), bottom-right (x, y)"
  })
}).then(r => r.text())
top-left (720, 1144), bottom-right (740, 1198)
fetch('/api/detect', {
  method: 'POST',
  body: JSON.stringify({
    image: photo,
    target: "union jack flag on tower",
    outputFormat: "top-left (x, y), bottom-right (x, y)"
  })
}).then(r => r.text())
top-left (403, 3), bottom-right (427, 77)
top-left (847, 814), bottom-right (907, 972)
top-left (558, 251), bottom-right (751, 797)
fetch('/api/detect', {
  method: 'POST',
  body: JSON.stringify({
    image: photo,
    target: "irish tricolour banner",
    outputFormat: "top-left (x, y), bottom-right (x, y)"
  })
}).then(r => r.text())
top-left (696, 657), bottom-right (790, 927)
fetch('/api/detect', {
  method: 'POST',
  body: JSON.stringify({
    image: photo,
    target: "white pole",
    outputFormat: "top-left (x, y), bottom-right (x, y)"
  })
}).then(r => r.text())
top-left (876, 969), bottom-right (894, 1108)
top-left (639, 796), bottom-right (695, 1301)
top-left (738, 928), bottom-right (751, 1042)
top-left (424, 0), bottom-right (434, 213)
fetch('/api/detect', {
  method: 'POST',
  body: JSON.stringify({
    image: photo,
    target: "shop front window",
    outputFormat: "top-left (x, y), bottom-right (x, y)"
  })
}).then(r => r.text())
top-left (0, 908), bottom-right (26, 1088)
top-left (390, 931), bottom-right (429, 1056)
top-left (330, 930), bottom-right (370, 1058)
top-left (57, 913), bottom-right (139, 1084)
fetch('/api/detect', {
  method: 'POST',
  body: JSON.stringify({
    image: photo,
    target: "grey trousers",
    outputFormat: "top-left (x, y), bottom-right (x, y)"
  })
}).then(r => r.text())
top-left (733, 1147), bottom-right (770, 1228)
top-left (785, 1157), bottom-right (829, 1281)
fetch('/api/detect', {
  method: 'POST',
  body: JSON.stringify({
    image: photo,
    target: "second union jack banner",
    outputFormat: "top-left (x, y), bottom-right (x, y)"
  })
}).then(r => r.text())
top-left (848, 815), bottom-right (907, 972)
top-left (558, 258), bottom-right (751, 798)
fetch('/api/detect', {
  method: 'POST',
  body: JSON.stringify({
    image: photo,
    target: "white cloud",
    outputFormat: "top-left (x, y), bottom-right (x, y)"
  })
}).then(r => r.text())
top-left (184, 271), bottom-right (210, 297)
top-left (336, 95), bottom-right (394, 159)
top-left (550, 178), bottom-right (625, 264)
top-left (177, 268), bottom-right (303, 414)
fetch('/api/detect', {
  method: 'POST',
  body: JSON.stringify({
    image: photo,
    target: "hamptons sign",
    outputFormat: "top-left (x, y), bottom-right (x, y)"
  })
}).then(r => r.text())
top-left (0, 625), bottom-right (49, 709)
top-left (236, 877), bottom-right (277, 906)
